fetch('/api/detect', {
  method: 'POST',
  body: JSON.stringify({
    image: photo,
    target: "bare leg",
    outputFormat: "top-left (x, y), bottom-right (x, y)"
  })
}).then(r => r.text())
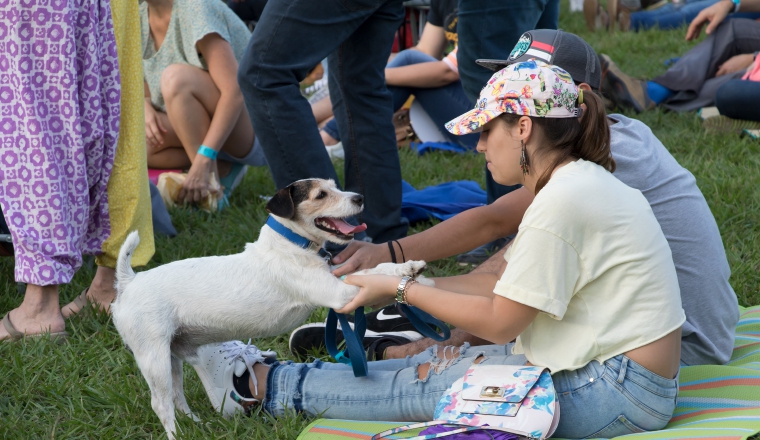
top-left (0, 284), bottom-right (65, 340)
top-left (312, 96), bottom-right (333, 126)
top-left (147, 64), bottom-right (255, 177)
top-left (61, 265), bottom-right (117, 318)
top-left (383, 246), bottom-right (510, 359)
top-left (320, 129), bottom-right (339, 147)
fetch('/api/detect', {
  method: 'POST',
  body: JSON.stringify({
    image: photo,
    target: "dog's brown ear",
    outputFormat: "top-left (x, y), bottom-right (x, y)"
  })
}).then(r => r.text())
top-left (266, 186), bottom-right (295, 219)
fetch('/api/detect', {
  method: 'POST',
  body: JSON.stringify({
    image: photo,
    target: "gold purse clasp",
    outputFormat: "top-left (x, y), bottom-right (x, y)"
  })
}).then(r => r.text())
top-left (480, 386), bottom-right (505, 398)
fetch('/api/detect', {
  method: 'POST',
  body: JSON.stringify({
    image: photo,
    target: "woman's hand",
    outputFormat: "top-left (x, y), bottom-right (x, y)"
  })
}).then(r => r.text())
top-left (331, 242), bottom-right (392, 277)
top-left (178, 154), bottom-right (215, 204)
top-left (336, 274), bottom-right (401, 314)
top-left (144, 99), bottom-right (167, 149)
top-left (715, 53), bottom-right (755, 76)
top-left (685, 0), bottom-right (734, 40)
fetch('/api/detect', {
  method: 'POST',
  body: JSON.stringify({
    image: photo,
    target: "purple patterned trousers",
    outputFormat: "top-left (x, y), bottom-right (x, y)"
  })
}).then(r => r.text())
top-left (0, 0), bottom-right (120, 285)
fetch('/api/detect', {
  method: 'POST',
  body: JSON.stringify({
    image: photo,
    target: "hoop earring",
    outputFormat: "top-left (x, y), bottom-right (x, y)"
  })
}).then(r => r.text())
top-left (520, 140), bottom-right (530, 175)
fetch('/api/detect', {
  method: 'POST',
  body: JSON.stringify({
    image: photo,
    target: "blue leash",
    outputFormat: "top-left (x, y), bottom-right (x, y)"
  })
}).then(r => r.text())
top-left (325, 304), bottom-right (451, 377)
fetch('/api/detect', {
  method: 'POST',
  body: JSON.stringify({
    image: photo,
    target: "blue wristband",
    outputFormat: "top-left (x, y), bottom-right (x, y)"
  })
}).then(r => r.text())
top-left (197, 145), bottom-right (218, 160)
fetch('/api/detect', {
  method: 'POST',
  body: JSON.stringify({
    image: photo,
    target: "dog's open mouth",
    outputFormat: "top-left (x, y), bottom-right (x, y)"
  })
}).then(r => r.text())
top-left (315, 217), bottom-right (368, 239)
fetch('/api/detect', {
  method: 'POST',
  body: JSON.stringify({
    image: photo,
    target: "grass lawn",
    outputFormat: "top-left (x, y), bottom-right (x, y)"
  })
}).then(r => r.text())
top-left (1, 2), bottom-right (759, 438)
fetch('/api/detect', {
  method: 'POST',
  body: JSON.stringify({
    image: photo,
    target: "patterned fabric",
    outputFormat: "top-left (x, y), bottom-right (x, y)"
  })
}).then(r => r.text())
top-left (97, 0), bottom-right (154, 269)
top-left (0, 0), bottom-right (121, 285)
top-left (298, 306), bottom-right (760, 440)
top-left (445, 59), bottom-right (579, 136)
top-left (140, 0), bottom-right (250, 112)
top-left (433, 365), bottom-right (557, 439)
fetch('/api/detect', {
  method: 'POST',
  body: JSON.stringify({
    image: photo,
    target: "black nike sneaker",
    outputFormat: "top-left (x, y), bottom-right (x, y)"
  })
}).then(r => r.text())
top-left (288, 304), bottom-right (422, 359)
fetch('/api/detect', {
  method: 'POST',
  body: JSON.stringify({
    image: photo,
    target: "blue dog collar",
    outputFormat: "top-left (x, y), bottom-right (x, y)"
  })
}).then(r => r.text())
top-left (265, 216), bottom-right (319, 251)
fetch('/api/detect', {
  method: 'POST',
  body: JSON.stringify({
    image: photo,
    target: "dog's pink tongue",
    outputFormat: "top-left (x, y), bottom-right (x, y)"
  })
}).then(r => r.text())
top-left (327, 218), bottom-right (368, 234)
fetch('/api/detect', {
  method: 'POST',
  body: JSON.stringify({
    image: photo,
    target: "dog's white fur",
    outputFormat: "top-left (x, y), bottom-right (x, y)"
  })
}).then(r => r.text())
top-left (112, 179), bottom-right (433, 438)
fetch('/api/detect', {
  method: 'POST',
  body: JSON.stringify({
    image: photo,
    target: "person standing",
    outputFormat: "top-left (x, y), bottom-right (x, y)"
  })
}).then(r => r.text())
top-left (455, 0), bottom-right (561, 263)
top-left (0, 0), bottom-right (121, 339)
top-left (61, 0), bottom-right (156, 318)
top-left (238, 0), bottom-right (409, 244)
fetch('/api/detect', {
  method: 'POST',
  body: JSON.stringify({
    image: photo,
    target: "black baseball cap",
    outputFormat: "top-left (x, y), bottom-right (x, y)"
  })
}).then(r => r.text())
top-left (477, 29), bottom-right (601, 91)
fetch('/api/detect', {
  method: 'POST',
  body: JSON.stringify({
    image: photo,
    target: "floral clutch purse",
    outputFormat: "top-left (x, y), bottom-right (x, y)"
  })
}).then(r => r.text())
top-left (373, 365), bottom-right (560, 440)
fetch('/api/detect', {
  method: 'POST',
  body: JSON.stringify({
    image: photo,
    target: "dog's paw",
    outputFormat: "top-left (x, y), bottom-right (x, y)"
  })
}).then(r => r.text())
top-left (358, 260), bottom-right (428, 278)
top-left (401, 260), bottom-right (427, 277)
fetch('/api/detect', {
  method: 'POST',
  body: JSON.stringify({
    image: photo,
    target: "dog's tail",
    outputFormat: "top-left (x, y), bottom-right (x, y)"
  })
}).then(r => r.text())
top-left (115, 231), bottom-right (140, 296)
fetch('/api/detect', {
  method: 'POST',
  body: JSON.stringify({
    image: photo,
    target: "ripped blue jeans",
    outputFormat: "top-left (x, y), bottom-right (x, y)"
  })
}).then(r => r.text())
top-left (262, 344), bottom-right (678, 439)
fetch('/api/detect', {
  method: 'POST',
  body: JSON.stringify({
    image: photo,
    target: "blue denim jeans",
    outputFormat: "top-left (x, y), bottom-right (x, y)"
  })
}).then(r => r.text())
top-left (324, 49), bottom-right (479, 148)
top-left (262, 343), bottom-right (678, 439)
top-left (631, 0), bottom-right (760, 31)
top-left (239, 0), bottom-right (409, 243)
top-left (715, 78), bottom-right (760, 122)
top-left (456, 0), bottom-right (560, 203)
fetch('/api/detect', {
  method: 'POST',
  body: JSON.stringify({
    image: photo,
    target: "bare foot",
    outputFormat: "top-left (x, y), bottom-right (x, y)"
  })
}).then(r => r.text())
top-left (0, 284), bottom-right (65, 341)
top-left (61, 266), bottom-right (117, 318)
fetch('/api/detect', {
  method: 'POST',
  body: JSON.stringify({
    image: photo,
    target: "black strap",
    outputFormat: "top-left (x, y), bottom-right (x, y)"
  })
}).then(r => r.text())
top-left (393, 240), bottom-right (405, 263)
top-left (387, 241), bottom-right (397, 264)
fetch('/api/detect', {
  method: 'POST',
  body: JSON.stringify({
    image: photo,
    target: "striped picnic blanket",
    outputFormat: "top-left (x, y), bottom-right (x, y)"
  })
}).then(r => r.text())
top-left (297, 306), bottom-right (760, 440)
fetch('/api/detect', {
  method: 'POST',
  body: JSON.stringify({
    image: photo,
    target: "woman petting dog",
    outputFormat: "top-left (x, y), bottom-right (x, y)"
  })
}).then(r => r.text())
top-left (193, 61), bottom-right (685, 439)
top-left (141, 0), bottom-right (260, 205)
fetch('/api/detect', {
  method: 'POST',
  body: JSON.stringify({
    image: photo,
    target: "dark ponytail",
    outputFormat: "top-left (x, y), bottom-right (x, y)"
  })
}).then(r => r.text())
top-left (499, 90), bottom-right (614, 194)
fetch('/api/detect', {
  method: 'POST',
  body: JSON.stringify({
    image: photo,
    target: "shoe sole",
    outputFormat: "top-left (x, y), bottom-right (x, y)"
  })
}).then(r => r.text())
top-left (600, 54), bottom-right (648, 113)
top-left (703, 115), bottom-right (760, 134)
top-left (191, 363), bottom-right (228, 415)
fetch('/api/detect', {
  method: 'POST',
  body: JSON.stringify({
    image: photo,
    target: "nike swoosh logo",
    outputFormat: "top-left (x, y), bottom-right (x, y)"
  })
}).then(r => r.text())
top-left (376, 309), bottom-right (402, 321)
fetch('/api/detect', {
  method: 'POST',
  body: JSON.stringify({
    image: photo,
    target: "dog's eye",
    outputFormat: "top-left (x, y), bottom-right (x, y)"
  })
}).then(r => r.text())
top-left (315, 191), bottom-right (327, 200)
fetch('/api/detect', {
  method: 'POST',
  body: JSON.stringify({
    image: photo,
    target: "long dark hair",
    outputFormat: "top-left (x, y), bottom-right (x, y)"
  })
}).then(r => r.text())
top-left (499, 91), bottom-right (614, 193)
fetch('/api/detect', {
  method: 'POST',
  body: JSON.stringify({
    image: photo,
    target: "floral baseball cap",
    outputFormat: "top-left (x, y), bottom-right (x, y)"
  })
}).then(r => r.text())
top-left (445, 59), bottom-right (581, 136)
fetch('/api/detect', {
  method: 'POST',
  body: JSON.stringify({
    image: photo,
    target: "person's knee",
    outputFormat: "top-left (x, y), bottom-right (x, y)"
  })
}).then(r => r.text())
top-left (160, 64), bottom-right (199, 102)
top-left (416, 348), bottom-right (485, 380)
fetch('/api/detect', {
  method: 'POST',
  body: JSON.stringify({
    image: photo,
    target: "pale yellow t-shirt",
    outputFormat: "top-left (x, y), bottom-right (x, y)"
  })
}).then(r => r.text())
top-left (494, 159), bottom-right (686, 373)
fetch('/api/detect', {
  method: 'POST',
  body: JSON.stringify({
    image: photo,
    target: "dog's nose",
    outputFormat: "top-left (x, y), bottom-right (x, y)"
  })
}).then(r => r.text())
top-left (351, 195), bottom-right (364, 206)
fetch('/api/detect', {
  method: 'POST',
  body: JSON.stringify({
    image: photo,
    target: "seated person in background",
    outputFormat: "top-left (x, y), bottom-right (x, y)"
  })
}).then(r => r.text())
top-left (315, 30), bottom-right (739, 368)
top-left (708, 52), bottom-right (760, 131)
top-left (628, 0), bottom-right (760, 32)
top-left (195, 61), bottom-right (685, 439)
top-left (141, 0), bottom-right (263, 205)
top-left (601, 1), bottom-right (760, 113)
top-left (320, 0), bottom-right (479, 150)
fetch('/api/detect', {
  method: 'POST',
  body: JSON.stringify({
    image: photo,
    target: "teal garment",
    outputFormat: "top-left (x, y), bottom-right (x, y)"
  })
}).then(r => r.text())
top-left (140, 0), bottom-right (251, 111)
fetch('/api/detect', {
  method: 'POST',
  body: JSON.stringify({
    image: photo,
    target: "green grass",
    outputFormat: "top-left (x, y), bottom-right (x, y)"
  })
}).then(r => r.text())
top-left (1, 2), bottom-right (759, 438)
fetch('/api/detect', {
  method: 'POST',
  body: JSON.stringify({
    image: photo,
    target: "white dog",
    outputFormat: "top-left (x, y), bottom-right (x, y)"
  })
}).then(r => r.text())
top-left (112, 178), bottom-right (432, 438)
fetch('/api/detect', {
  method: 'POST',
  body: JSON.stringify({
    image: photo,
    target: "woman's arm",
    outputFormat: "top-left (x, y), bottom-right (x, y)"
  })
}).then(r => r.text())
top-left (195, 33), bottom-right (245, 153)
top-left (332, 187), bottom-right (533, 276)
top-left (144, 81), bottom-right (167, 148)
top-left (339, 274), bottom-right (538, 345)
top-left (385, 61), bottom-right (459, 88)
top-left (414, 23), bottom-right (447, 59)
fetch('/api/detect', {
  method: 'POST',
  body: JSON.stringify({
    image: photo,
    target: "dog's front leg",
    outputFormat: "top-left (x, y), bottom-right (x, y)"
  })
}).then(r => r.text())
top-left (355, 260), bottom-right (436, 286)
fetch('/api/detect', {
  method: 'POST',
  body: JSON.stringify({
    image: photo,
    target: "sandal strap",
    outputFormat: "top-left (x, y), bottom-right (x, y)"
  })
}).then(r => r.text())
top-left (72, 289), bottom-right (90, 309)
top-left (2, 312), bottom-right (24, 340)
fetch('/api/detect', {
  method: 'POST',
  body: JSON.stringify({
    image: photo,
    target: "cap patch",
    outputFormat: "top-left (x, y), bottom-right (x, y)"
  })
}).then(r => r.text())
top-left (509, 33), bottom-right (532, 60)
top-left (524, 40), bottom-right (554, 63)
